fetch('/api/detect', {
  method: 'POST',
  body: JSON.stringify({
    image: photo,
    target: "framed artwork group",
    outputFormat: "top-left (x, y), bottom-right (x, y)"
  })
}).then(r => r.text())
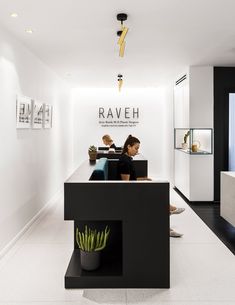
top-left (16, 95), bottom-right (53, 129)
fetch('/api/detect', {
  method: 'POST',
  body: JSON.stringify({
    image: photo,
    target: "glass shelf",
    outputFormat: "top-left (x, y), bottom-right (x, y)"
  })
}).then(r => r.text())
top-left (174, 128), bottom-right (213, 154)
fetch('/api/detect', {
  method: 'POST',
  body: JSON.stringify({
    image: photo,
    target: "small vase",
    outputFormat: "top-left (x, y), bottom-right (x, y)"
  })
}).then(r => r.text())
top-left (192, 141), bottom-right (201, 152)
top-left (181, 143), bottom-right (188, 150)
top-left (88, 151), bottom-right (97, 161)
top-left (80, 250), bottom-right (101, 271)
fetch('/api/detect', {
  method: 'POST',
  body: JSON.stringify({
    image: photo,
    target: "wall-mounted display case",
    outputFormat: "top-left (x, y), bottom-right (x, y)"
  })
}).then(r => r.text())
top-left (174, 128), bottom-right (213, 155)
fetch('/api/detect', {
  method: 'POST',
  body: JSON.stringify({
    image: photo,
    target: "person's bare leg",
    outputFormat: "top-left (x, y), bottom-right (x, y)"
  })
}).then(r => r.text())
top-left (170, 204), bottom-right (176, 212)
top-left (170, 205), bottom-right (185, 215)
top-left (170, 228), bottom-right (183, 237)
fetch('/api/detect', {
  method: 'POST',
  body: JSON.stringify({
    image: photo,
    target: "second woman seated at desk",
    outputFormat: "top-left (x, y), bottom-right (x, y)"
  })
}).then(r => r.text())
top-left (102, 134), bottom-right (117, 150)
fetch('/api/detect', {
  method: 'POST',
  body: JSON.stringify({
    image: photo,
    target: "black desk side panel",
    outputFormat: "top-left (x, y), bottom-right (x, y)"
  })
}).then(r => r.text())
top-left (64, 182), bottom-right (169, 288)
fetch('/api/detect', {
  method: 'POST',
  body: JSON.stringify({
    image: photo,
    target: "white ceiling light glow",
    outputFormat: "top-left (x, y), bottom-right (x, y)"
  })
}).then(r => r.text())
top-left (25, 28), bottom-right (33, 34)
top-left (10, 13), bottom-right (18, 18)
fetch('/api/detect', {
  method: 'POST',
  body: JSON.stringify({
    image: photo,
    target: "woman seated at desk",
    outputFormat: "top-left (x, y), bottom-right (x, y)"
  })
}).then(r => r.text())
top-left (102, 134), bottom-right (117, 150)
top-left (117, 134), bottom-right (184, 238)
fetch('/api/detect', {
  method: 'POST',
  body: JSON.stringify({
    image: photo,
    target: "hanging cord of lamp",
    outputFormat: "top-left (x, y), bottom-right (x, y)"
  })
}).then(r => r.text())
top-left (117, 13), bottom-right (128, 57)
top-left (118, 74), bottom-right (123, 92)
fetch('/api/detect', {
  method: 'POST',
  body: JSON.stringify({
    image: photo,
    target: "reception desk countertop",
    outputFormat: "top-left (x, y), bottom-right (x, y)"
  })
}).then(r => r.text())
top-left (66, 154), bottom-right (147, 183)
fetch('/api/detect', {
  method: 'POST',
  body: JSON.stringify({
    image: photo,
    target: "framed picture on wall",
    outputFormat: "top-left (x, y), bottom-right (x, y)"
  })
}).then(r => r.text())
top-left (16, 95), bottom-right (32, 129)
top-left (32, 100), bottom-right (43, 129)
top-left (43, 104), bottom-right (53, 128)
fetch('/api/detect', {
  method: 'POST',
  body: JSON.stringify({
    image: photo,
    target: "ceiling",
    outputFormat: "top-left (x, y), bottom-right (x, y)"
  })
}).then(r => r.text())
top-left (1, 0), bottom-right (235, 88)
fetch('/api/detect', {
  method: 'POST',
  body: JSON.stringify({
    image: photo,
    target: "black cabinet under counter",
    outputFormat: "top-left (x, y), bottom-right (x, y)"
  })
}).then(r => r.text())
top-left (64, 158), bottom-right (170, 288)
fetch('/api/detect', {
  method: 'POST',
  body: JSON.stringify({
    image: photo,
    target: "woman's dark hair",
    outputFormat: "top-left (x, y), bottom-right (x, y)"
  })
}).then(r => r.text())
top-left (122, 135), bottom-right (140, 154)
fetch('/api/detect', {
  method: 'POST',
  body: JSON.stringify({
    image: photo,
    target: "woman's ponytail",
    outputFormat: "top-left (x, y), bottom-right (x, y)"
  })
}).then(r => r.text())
top-left (122, 135), bottom-right (140, 154)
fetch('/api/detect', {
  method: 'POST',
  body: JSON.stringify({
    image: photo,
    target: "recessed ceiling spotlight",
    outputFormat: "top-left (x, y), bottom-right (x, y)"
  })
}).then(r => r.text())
top-left (10, 13), bottom-right (18, 18)
top-left (25, 28), bottom-right (33, 34)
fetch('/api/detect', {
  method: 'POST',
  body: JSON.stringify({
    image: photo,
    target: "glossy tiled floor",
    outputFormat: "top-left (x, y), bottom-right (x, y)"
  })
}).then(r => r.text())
top-left (0, 190), bottom-right (235, 305)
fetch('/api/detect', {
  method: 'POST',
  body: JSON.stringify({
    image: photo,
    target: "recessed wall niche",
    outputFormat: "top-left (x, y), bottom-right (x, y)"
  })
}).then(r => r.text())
top-left (73, 220), bottom-right (123, 277)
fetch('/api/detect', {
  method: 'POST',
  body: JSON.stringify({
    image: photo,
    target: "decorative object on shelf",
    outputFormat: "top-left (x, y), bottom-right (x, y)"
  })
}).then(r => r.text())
top-left (43, 104), bottom-right (53, 128)
top-left (118, 74), bottom-right (123, 92)
top-left (182, 130), bottom-right (190, 149)
top-left (191, 140), bottom-right (200, 152)
top-left (76, 225), bottom-right (110, 271)
top-left (117, 13), bottom-right (128, 57)
top-left (88, 145), bottom-right (97, 161)
top-left (175, 128), bottom-right (213, 155)
top-left (16, 95), bottom-right (32, 129)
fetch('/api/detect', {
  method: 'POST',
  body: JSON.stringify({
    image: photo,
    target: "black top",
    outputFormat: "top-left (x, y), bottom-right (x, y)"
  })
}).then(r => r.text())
top-left (117, 154), bottom-right (137, 180)
top-left (110, 143), bottom-right (117, 149)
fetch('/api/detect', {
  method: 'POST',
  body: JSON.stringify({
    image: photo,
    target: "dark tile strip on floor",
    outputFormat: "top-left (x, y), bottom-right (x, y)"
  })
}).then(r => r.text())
top-left (174, 188), bottom-right (235, 255)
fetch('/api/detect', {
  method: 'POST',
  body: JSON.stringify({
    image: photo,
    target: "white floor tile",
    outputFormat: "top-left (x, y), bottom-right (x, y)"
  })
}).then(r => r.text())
top-left (170, 207), bottom-right (220, 244)
top-left (0, 298), bottom-right (126, 305)
top-left (126, 299), bottom-right (234, 305)
top-left (169, 242), bottom-right (235, 301)
top-left (83, 289), bottom-right (126, 304)
top-left (1, 301), bottom-right (232, 305)
top-left (126, 242), bottom-right (235, 303)
top-left (0, 244), bottom-right (72, 302)
top-left (0, 300), bottom-right (125, 305)
top-left (45, 197), bottom-right (65, 219)
top-left (21, 216), bottom-right (73, 244)
top-left (0, 243), bottom-right (126, 304)
top-left (170, 190), bottom-right (221, 244)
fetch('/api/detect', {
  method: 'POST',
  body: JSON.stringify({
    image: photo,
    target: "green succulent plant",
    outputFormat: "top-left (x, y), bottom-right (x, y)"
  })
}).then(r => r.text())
top-left (183, 130), bottom-right (190, 143)
top-left (88, 145), bottom-right (97, 152)
top-left (76, 225), bottom-right (110, 252)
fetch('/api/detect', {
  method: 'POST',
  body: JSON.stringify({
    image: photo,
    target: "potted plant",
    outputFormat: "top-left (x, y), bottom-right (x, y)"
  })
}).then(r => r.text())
top-left (88, 145), bottom-right (97, 161)
top-left (76, 225), bottom-right (110, 271)
top-left (182, 130), bottom-right (190, 150)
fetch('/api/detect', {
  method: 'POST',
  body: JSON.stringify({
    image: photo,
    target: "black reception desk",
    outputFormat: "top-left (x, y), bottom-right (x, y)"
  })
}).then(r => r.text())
top-left (64, 157), bottom-right (170, 288)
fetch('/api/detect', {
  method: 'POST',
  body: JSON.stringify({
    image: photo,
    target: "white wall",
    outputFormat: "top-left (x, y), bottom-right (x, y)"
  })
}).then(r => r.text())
top-left (72, 87), bottom-right (173, 180)
top-left (189, 66), bottom-right (214, 128)
top-left (174, 66), bottom-right (214, 201)
top-left (0, 26), bottom-right (74, 252)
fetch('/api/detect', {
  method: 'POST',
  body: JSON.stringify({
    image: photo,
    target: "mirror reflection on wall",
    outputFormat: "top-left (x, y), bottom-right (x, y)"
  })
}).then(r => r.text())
top-left (229, 93), bottom-right (235, 171)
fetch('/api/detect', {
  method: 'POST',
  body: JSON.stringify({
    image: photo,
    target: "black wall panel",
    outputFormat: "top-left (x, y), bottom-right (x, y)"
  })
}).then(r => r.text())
top-left (214, 67), bottom-right (235, 201)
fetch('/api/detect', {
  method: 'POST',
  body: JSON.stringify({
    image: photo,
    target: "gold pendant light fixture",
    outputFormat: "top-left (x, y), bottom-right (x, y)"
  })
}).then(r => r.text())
top-left (116, 13), bottom-right (128, 91)
top-left (117, 13), bottom-right (128, 58)
top-left (118, 74), bottom-right (123, 92)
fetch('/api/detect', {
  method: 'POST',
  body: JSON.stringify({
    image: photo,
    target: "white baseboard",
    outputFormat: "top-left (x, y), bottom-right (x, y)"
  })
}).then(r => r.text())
top-left (0, 188), bottom-right (63, 259)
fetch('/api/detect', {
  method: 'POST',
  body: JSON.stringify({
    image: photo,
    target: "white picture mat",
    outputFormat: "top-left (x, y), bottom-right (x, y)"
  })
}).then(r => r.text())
top-left (32, 100), bottom-right (43, 129)
top-left (43, 104), bottom-right (53, 128)
top-left (16, 95), bottom-right (32, 129)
